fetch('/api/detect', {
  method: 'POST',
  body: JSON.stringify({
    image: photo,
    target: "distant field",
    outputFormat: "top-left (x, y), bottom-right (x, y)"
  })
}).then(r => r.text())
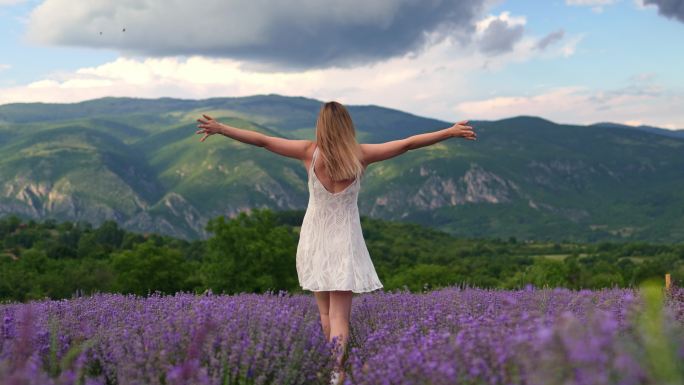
top-left (534, 253), bottom-right (649, 263)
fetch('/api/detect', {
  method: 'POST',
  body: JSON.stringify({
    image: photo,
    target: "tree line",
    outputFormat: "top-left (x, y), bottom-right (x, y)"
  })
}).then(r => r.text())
top-left (1, 209), bottom-right (682, 302)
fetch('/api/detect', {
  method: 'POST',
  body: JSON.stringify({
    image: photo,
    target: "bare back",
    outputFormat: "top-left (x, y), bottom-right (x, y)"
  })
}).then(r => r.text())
top-left (303, 143), bottom-right (367, 195)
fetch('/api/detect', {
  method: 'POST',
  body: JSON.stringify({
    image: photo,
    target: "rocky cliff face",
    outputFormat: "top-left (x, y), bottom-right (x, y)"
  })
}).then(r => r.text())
top-left (2, 162), bottom-right (528, 238)
top-left (370, 163), bottom-right (521, 217)
top-left (0, 177), bottom-right (302, 240)
top-left (2, 178), bottom-right (139, 228)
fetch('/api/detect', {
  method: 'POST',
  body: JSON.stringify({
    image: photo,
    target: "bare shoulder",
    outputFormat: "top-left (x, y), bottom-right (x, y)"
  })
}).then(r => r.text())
top-left (306, 141), bottom-right (317, 158)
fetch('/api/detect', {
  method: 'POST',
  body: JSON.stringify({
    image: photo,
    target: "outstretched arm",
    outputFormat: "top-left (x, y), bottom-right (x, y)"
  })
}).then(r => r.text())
top-left (361, 120), bottom-right (475, 165)
top-left (196, 114), bottom-right (311, 160)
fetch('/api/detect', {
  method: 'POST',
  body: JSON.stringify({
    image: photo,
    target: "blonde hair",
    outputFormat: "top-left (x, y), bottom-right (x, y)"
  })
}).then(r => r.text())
top-left (315, 101), bottom-right (364, 181)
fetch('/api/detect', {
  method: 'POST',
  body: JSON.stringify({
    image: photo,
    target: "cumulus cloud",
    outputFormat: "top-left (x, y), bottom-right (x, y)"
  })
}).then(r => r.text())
top-left (0, 4), bottom-right (600, 127)
top-left (536, 29), bottom-right (565, 51)
top-left (0, 25), bottom-right (575, 123)
top-left (2, 44), bottom-right (678, 130)
top-left (478, 20), bottom-right (524, 54)
top-left (643, 0), bottom-right (684, 23)
top-left (0, 37), bottom-right (483, 120)
top-left (475, 12), bottom-right (526, 55)
top-left (24, 0), bottom-right (492, 70)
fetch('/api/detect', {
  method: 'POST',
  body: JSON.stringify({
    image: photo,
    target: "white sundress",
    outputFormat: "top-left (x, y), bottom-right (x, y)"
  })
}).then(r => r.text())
top-left (296, 145), bottom-right (384, 293)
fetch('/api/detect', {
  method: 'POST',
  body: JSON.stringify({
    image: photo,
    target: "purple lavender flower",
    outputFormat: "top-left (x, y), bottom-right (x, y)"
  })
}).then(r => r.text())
top-left (0, 287), bottom-right (682, 384)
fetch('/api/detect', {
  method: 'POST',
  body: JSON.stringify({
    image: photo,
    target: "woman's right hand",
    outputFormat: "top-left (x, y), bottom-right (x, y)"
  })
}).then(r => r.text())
top-left (450, 120), bottom-right (476, 141)
top-left (196, 114), bottom-right (225, 142)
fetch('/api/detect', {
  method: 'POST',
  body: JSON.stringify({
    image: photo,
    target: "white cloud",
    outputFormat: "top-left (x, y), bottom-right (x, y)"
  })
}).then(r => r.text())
top-left (0, 64), bottom-right (11, 71)
top-left (455, 81), bottom-right (684, 128)
top-left (565, 0), bottom-right (618, 13)
top-left (4, 47), bottom-right (679, 131)
top-left (565, 0), bottom-right (618, 5)
top-left (560, 34), bottom-right (585, 57)
top-left (0, 0), bottom-right (26, 5)
top-left (475, 11), bottom-right (527, 33)
top-left (6, 8), bottom-right (671, 129)
top-left (0, 24), bottom-right (570, 121)
top-left (0, 39), bottom-right (479, 120)
top-left (632, 0), bottom-right (657, 10)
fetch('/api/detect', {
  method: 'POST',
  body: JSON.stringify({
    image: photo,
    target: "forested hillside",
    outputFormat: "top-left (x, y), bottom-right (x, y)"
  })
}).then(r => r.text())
top-left (1, 95), bottom-right (683, 242)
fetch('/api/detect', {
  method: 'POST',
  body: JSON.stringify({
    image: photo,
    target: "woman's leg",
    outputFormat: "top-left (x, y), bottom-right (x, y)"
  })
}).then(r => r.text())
top-left (329, 290), bottom-right (353, 371)
top-left (314, 291), bottom-right (331, 341)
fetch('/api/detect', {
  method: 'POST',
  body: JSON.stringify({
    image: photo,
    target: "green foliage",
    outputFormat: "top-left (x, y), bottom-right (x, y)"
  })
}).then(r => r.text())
top-left (504, 259), bottom-right (569, 289)
top-left (111, 239), bottom-right (190, 295)
top-left (636, 280), bottom-right (684, 383)
top-left (1, 210), bottom-right (682, 303)
top-left (200, 208), bottom-right (298, 294)
top-left (385, 264), bottom-right (466, 292)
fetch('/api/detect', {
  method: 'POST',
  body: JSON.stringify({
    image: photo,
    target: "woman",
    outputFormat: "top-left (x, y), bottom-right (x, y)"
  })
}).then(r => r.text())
top-left (196, 101), bottom-right (476, 384)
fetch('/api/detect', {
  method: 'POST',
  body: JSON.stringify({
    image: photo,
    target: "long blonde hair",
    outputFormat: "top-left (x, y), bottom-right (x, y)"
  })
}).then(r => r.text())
top-left (315, 101), bottom-right (364, 181)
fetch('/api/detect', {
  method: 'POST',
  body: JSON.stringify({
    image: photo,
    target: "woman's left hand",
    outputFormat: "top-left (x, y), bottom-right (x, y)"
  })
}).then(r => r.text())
top-left (196, 114), bottom-right (224, 142)
top-left (449, 120), bottom-right (476, 141)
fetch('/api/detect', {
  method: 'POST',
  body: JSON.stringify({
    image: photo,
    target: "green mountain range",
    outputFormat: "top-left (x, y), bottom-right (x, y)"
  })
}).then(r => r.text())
top-left (0, 94), bottom-right (682, 242)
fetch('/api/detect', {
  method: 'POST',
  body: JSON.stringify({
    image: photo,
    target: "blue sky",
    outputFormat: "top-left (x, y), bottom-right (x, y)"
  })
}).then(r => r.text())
top-left (483, 0), bottom-right (684, 91)
top-left (0, 0), bottom-right (682, 129)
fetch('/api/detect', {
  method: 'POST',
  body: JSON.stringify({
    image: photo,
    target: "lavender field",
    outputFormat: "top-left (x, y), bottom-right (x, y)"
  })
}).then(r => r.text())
top-left (1, 284), bottom-right (683, 385)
